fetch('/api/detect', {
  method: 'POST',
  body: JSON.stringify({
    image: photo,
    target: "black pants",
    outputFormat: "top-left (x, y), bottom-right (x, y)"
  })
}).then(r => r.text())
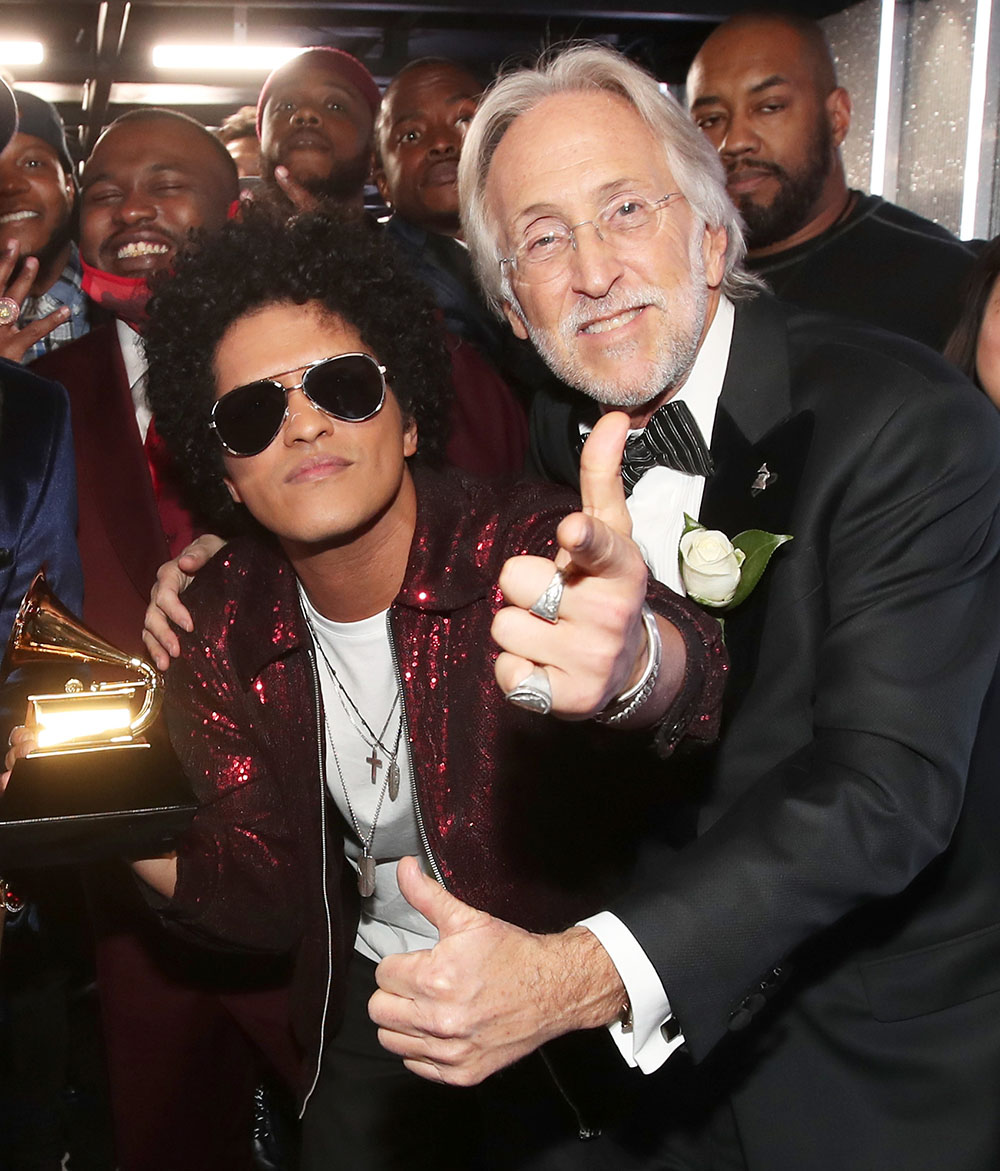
top-left (301, 951), bottom-right (482, 1171)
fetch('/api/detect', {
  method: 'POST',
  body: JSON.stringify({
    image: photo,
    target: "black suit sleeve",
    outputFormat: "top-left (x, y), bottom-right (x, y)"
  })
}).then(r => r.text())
top-left (612, 379), bottom-right (1000, 1062)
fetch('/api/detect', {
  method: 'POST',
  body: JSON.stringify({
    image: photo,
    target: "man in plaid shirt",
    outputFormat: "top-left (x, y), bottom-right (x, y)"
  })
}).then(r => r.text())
top-left (0, 90), bottom-right (90, 363)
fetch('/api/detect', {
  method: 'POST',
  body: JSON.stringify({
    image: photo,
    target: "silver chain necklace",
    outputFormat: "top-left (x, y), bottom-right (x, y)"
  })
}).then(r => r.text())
top-left (321, 702), bottom-right (403, 897)
top-left (304, 610), bottom-right (405, 897)
top-left (305, 610), bottom-right (403, 800)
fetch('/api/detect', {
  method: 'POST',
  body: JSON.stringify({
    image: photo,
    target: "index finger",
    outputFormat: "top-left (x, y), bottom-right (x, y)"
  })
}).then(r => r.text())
top-left (273, 166), bottom-right (320, 213)
top-left (0, 307), bottom-right (70, 363)
top-left (579, 411), bottom-right (631, 537)
top-left (3, 254), bottom-right (38, 309)
top-left (0, 238), bottom-right (20, 289)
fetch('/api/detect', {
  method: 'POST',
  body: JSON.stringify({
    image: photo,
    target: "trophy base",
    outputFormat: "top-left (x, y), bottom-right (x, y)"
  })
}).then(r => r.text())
top-left (0, 738), bottom-right (197, 868)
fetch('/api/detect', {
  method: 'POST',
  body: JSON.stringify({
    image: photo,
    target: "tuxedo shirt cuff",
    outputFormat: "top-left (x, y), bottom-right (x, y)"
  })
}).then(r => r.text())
top-left (578, 911), bottom-right (685, 1073)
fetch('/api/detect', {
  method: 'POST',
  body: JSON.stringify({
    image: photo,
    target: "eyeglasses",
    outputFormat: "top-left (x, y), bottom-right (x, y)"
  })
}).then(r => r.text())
top-left (500, 192), bottom-right (685, 285)
top-left (210, 352), bottom-right (389, 457)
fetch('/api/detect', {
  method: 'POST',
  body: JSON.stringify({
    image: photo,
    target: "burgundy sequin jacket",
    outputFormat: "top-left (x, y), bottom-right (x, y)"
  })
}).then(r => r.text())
top-left (160, 469), bottom-right (726, 1096)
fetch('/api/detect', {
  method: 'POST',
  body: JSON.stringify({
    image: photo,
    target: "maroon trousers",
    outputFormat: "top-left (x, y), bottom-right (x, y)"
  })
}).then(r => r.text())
top-left (89, 864), bottom-right (300, 1170)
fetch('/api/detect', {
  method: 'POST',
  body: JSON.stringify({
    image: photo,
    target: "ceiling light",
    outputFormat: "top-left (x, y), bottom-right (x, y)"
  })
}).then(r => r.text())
top-left (0, 41), bottom-right (43, 66)
top-left (152, 44), bottom-right (303, 71)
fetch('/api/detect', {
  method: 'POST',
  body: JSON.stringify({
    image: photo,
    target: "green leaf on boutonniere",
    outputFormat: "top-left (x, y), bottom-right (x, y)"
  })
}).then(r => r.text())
top-left (725, 529), bottom-right (793, 610)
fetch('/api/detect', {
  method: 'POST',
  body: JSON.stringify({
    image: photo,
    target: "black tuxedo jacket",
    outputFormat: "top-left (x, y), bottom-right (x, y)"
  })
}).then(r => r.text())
top-left (530, 295), bottom-right (1000, 1169)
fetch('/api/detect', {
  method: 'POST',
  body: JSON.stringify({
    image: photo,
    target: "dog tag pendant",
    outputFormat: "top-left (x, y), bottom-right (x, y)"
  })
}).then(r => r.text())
top-left (388, 760), bottom-right (400, 802)
top-left (358, 853), bottom-right (376, 898)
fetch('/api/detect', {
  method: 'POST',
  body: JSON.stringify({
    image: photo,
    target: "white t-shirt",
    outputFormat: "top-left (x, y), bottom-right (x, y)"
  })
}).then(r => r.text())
top-left (298, 587), bottom-right (438, 962)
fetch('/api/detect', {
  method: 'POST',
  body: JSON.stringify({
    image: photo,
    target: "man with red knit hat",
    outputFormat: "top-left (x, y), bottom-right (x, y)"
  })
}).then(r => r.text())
top-left (257, 46), bottom-right (381, 212)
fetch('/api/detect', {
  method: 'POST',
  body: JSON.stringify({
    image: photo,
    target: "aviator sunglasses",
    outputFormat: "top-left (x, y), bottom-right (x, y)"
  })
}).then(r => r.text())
top-left (210, 352), bottom-right (389, 456)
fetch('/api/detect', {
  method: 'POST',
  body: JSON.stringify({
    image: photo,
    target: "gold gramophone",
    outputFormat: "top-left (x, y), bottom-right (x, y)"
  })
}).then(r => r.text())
top-left (2, 571), bottom-right (162, 757)
top-left (0, 572), bottom-right (194, 865)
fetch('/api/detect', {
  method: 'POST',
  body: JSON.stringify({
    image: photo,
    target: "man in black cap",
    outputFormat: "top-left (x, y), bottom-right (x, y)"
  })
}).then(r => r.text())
top-left (0, 90), bottom-right (89, 361)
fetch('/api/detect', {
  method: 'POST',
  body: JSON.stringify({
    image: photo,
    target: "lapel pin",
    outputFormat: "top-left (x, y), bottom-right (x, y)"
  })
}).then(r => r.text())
top-left (751, 463), bottom-right (777, 497)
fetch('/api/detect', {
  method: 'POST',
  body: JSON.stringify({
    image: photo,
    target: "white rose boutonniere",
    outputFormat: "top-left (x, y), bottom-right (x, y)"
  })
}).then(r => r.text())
top-left (679, 514), bottom-right (792, 611)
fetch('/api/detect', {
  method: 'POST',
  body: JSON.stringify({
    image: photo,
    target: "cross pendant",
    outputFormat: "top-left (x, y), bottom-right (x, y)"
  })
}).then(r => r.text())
top-left (366, 749), bottom-right (382, 785)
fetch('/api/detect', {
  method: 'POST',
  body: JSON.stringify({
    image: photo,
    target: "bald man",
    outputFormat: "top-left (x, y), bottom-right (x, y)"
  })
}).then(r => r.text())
top-left (687, 11), bottom-right (975, 350)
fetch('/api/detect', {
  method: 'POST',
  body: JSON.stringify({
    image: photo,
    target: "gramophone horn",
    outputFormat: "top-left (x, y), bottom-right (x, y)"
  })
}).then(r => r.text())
top-left (2, 571), bottom-right (163, 744)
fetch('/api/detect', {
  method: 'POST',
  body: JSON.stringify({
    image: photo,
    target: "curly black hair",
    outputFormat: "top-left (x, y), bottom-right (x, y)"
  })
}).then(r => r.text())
top-left (143, 207), bottom-right (453, 532)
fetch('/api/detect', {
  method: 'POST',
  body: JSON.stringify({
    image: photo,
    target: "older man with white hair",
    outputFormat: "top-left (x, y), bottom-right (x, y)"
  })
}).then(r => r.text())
top-left (366, 44), bottom-right (1000, 1171)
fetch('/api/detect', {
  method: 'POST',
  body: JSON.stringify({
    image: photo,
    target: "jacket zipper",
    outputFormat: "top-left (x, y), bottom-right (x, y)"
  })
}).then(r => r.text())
top-left (300, 645), bottom-right (333, 1116)
top-left (385, 615), bottom-right (595, 1138)
top-left (387, 609), bottom-right (446, 889)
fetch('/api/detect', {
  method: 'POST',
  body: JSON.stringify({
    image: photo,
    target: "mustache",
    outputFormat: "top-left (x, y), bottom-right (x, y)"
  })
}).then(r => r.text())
top-left (278, 128), bottom-right (333, 159)
top-left (725, 159), bottom-right (789, 182)
top-left (559, 287), bottom-right (670, 339)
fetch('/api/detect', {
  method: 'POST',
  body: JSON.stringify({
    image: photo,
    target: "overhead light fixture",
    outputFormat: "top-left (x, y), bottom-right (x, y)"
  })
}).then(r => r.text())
top-left (960, 0), bottom-right (995, 239)
top-left (111, 82), bottom-right (251, 107)
top-left (152, 44), bottom-right (302, 71)
top-left (0, 41), bottom-right (44, 66)
top-left (868, 0), bottom-right (897, 198)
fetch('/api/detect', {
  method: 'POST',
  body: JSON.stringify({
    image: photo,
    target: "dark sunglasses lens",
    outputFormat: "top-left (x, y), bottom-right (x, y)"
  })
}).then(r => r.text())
top-left (214, 381), bottom-right (287, 455)
top-left (304, 354), bottom-right (385, 421)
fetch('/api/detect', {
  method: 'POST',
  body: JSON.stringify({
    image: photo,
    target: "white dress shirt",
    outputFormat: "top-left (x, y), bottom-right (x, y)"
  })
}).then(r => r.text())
top-left (117, 317), bottom-right (152, 441)
top-left (579, 296), bottom-right (735, 1073)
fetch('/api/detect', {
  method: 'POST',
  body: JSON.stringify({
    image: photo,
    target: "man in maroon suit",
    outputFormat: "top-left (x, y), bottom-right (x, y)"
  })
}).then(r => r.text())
top-left (32, 109), bottom-right (298, 1171)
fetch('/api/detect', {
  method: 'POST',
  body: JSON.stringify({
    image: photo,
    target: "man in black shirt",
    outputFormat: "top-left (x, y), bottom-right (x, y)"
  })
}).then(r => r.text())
top-left (686, 10), bottom-right (975, 351)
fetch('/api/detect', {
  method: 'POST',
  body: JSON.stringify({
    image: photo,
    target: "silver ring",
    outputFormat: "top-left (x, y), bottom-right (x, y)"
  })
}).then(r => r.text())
top-left (528, 568), bottom-right (565, 624)
top-left (0, 296), bottom-right (19, 327)
top-left (505, 666), bottom-right (552, 715)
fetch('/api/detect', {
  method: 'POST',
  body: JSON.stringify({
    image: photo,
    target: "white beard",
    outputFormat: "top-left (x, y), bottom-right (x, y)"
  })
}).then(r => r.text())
top-left (521, 231), bottom-right (710, 409)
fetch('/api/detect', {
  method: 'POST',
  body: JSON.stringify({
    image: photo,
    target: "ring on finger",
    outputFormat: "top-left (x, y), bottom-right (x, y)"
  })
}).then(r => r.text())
top-left (505, 665), bottom-right (553, 716)
top-left (528, 568), bottom-right (566, 624)
top-left (0, 297), bottom-right (19, 327)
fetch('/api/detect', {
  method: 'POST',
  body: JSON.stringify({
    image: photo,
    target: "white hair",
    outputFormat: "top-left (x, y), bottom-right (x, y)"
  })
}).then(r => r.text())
top-left (458, 43), bottom-right (763, 316)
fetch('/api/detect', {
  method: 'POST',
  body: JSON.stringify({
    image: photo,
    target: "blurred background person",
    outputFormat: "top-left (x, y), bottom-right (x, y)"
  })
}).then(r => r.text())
top-left (257, 46), bottom-right (380, 214)
top-left (0, 74), bottom-right (102, 1171)
top-left (216, 104), bottom-right (261, 179)
top-left (0, 89), bottom-right (90, 362)
top-left (945, 236), bottom-right (1000, 408)
top-left (374, 56), bottom-right (567, 420)
top-left (686, 11), bottom-right (976, 351)
top-left (374, 58), bottom-right (496, 352)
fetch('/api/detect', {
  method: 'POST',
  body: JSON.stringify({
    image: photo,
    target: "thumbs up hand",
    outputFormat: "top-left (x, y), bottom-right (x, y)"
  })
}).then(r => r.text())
top-left (494, 411), bottom-right (677, 721)
top-left (369, 857), bottom-right (626, 1085)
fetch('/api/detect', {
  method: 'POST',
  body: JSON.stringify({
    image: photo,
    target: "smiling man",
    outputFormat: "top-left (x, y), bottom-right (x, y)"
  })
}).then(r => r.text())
top-left (1, 90), bottom-right (89, 360)
top-left (35, 108), bottom-right (239, 645)
top-left (30, 111), bottom-right (295, 1171)
top-left (685, 11), bottom-right (975, 350)
top-left (257, 46), bottom-right (381, 212)
top-left (345, 43), bottom-right (1000, 1171)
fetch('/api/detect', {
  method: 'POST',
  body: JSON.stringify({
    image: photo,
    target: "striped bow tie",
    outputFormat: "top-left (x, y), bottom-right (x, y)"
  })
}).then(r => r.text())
top-left (614, 400), bottom-right (714, 494)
